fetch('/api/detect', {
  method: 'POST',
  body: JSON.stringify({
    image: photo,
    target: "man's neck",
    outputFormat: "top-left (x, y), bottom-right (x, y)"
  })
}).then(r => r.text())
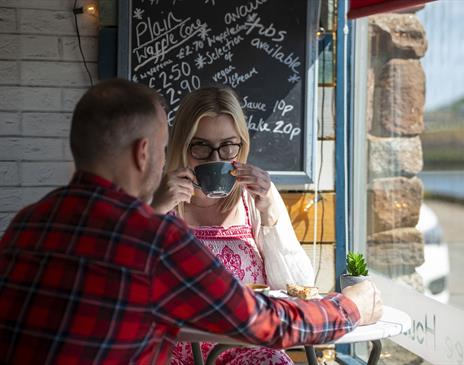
top-left (76, 163), bottom-right (141, 200)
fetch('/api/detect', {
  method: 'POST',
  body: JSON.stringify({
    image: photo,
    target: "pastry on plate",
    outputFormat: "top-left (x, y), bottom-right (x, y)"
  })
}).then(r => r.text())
top-left (286, 284), bottom-right (319, 300)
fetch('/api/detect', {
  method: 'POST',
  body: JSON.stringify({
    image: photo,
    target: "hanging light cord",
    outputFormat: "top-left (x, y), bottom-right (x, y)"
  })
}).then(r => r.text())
top-left (73, 0), bottom-right (94, 86)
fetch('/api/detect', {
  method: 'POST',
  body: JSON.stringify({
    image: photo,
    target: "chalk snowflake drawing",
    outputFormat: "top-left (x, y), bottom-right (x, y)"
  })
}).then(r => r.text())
top-left (133, 8), bottom-right (144, 19)
top-left (198, 25), bottom-right (210, 41)
top-left (194, 54), bottom-right (207, 69)
top-left (288, 74), bottom-right (300, 83)
top-left (204, 0), bottom-right (216, 5)
top-left (247, 13), bottom-right (258, 23)
top-left (132, 75), bottom-right (138, 83)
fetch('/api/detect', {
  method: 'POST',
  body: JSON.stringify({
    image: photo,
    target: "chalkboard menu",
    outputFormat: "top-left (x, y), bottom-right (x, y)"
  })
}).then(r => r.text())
top-left (118, 0), bottom-right (320, 185)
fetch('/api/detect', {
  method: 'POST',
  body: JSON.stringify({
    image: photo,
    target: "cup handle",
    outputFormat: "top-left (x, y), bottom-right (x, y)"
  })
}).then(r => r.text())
top-left (186, 168), bottom-right (201, 189)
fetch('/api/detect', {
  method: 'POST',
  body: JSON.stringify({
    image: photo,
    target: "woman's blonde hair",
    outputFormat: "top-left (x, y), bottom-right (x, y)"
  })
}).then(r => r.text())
top-left (166, 86), bottom-right (250, 216)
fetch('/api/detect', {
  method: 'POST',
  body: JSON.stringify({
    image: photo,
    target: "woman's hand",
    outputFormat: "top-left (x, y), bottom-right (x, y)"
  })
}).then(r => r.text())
top-left (151, 168), bottom-right (196, 214)
top-left (233, 161), bottom-right (278, 226)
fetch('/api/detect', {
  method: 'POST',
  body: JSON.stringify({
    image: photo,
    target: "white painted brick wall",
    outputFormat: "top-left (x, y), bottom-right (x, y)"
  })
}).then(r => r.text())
top-left (21, 161), bottom-right (74, 185)
top-left (20, 9), bottom-right (97, 36)
top-left (0, 112), bottom-right (20, 134)
top-left (0, 137), bottom-right (68, 161)
top-left (0, 1), bottom-right (75, 9)
top-left (0, 187), bottom-right (52, 211)
top-left (0, 188), bottom-right (23, 211)
top-left (0, 34), bottom-right (20, 59)
top-left (20, 35), bottom-right (60, 60)
top-left (62, 36), bottom-right (98, 62)
top-left (1, 34), bottom-right (63, 61)
top-left (62, 88), bottom-right (87, 111)
top-left (0, 213), bottom-right (15, 232)
top-left (22, 112), bottom-right (71, 137)
top-left (0, 86), bottom-right (62, 111)
top-left (0, 60), bottom-right (19, 84)
top-left (0, 8), bottom-right (16, 33)
top-left (0, 162), bottom-right (19, 185)
top-left (22, 61), bottom-right (97, 87)
top-left (63, 142), bottom-right (73, 161)
top-left (0, 0), bottom-right (99, 233)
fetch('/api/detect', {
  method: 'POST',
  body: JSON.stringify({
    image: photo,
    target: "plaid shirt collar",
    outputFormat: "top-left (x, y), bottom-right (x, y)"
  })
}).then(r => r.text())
top-left (70, 170), bottom-right (122, 192)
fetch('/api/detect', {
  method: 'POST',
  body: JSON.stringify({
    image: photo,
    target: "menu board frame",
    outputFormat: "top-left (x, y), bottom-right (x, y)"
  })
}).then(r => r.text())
top-left (117, 0), bottom-right (320, 187)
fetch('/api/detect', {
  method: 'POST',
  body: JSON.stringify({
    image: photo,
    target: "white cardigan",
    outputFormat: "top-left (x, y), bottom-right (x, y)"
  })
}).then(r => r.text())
top-left (244, 183), bottom-right (315, 290)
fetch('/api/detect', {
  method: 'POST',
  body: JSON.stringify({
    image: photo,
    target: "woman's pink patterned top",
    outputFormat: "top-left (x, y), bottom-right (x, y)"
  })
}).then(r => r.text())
top-left (191, 197), bottom-right (267, 285)
top-left (170, 196), bottom-right (294, 365)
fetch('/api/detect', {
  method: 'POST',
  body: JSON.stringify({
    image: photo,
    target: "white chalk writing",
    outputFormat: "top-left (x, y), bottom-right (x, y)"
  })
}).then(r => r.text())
top-left (273, 99), bottom-right (294, 117)
top-left (245, 14), bottom-right (286, 42)
top-left (194, 35), bottom-right (243, 68)
top-left (241, 96), bottom-right (266, 111)
top-left (135, 12), bottom-right (182, 48)
top-left (176, 40), bottom-right (205, 59)
top-left (221, 67), bottom-right (258, 88)
top-left (224, 0), bottom-right (268, 24)
top-left (247, 114), bottom-right (271, 132)
top-left (246, 114), bottom-right (301, 141)
top-left (273, 120), bottom-right (300, 141)
top-left (134, 13), bottom-right (207, 70)
top-left (250, 37), bottom-right (301, 74)
top-left (207, 24), bottom-right (248, 47)
top-left (212, 65), bottom-right (236, 83)
top-left (130, 0), bottom-right (310, 169)
top-left (138, 59), bottom-right (173, 80)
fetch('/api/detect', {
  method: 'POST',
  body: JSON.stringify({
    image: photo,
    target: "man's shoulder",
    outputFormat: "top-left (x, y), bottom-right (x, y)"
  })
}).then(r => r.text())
top-left (140, 210), bottom-right (192, 243)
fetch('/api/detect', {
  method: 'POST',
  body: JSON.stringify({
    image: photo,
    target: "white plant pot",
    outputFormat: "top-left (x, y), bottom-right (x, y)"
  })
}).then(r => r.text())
top-left (340, 274), bottom-right (369, 290)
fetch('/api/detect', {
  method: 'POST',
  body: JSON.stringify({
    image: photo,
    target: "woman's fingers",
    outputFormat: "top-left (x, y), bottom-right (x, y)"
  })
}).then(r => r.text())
top-left (152, 168), bottom-right (197, 213)
top-left (175, 189), bottom-right (194, 204)
top-left (232, 162), bottom-right (277, 222)
top-left (169, 167), bottom-right (197, 185)
top-left (233, 162), bottom-right (268, 182)
top-left (166, 175), bottom-right (195, 198)
top-left (244, 184), bottom-right (268, 197)
top-left (233, 162), bottom-right (271, 195)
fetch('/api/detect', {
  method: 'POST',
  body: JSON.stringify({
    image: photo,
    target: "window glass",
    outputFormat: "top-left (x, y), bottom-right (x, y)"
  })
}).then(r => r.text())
top-left (353, 1), bottom-right (464, 363)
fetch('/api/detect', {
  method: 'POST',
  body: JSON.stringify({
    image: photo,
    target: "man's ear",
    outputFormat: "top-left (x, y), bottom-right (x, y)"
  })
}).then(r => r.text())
top-left (133, 138), bottom-right (149, 172)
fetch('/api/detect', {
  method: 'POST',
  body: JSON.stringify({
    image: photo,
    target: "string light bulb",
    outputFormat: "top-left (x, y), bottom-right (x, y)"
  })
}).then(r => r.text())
top-left (317, 27), bottom-right (326, 38)
top-left (73, 3), bottom-right (98, 17)
top-left (84, 4), bottom-right (98, 15)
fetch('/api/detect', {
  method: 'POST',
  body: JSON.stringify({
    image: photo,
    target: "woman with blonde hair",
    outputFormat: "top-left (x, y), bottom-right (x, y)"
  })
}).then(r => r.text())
top-left (152, 86), bottom-right (314, 365)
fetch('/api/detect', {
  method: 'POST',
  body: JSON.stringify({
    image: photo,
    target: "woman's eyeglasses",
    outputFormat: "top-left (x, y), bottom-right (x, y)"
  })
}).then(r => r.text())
top-left (189, 142), bottom-right (242, 160)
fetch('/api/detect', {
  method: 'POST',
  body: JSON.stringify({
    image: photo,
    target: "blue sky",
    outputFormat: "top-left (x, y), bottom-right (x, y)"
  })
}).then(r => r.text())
top-left (417, 0), bottom-right (464, 111)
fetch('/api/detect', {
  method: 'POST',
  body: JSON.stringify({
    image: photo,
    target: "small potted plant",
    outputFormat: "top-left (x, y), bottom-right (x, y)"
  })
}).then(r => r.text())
top-left (340, 251), bottom-right (369, 290)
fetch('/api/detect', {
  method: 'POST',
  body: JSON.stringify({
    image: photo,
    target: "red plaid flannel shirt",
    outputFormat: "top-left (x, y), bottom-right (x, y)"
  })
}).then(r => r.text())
top-left (0, 171), bottom-right (360, 364)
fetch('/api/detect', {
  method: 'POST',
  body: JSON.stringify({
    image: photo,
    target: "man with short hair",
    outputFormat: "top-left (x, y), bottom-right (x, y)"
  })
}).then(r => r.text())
top-left (0, 79), bottom-right (382, 364)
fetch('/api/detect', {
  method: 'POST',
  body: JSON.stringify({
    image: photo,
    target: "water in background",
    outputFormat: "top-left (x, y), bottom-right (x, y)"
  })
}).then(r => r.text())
top-left (419, 170), bottom-right (464, 199)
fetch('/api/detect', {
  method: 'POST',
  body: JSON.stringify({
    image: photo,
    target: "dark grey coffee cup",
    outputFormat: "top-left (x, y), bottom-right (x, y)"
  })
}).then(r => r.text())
top-left (194, 161), bottom-right (236, 198)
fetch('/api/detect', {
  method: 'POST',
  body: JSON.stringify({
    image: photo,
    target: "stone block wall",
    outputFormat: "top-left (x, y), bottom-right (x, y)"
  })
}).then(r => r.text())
top-left (0, 0), bottom-right (99, 233)
top-left (366, 13), bottom-right (427, 278)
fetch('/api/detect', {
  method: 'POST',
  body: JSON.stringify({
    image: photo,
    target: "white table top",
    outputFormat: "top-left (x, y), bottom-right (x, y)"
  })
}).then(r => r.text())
top-left (333, 305), bottom-right (411, 344)
top-left (178, 304), bottom-right (411, 346)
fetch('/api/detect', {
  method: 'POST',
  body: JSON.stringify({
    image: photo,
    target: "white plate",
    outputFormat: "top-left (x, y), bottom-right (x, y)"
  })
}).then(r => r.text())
top-left (269, 290), bottom-right (289, 298)
top-left (269, 290), bottom-right (323, 300)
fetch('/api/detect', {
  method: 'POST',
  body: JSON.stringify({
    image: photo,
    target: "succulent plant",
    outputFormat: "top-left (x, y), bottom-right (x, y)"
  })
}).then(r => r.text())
top-left (346, 251), bottom-right (369, 276)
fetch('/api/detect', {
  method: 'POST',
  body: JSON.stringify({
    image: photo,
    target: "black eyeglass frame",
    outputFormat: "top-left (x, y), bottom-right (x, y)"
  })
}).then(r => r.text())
top-left (188, 142), bottom-right (243, 161)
